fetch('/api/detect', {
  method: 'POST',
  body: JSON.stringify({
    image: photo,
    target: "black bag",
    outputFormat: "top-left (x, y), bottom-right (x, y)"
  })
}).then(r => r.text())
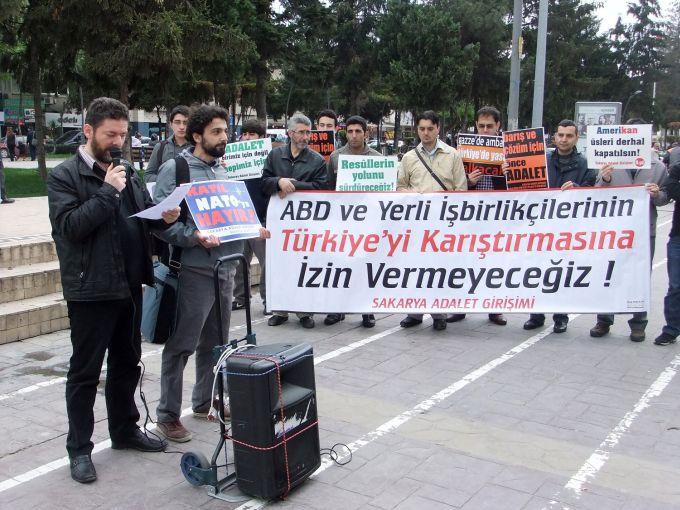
top-left (142, 263), bottom-right (180, 343)
top-left (141, 156), bottom-right (190, 344)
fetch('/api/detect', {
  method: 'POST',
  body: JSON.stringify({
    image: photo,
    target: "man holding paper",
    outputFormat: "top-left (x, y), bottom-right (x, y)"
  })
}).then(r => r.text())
top-left (590, 118), bottom-right (668, 342)
top-left (153, 105), bottom-right (244, 443)
top-left (47, 97), bottom-right (178, 483)
top-left (262, 114), bottom-right (328, 329)
top-left (397, 110), bottom-right (467, 331)
top-left (524, 119), bottom-right (596, 334)
top-left (449, 106), bottom-right (507, 327)
top-left (324, 115), bottom-right (381, 328)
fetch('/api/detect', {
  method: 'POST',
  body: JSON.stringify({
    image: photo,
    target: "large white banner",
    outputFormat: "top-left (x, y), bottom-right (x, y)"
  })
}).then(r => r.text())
top-left (266, 188), bottom-right (650, 314)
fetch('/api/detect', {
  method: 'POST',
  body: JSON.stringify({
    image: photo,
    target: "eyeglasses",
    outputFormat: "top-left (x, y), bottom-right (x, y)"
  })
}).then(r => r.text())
top-left (477, 123), bottom-right (497, 129)
top-left (292, 130), bottom-right (311, 136)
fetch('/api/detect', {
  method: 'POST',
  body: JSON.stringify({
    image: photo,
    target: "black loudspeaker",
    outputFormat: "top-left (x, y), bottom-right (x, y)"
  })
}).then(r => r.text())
top-left (227, 343), bottom-right (320, 499)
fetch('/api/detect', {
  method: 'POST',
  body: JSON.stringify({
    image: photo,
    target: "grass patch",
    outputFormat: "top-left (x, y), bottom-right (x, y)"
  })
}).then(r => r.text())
top-left (3, 167), bottom-right (50, 197)
top-left (46, 153), bottom-right (72, 160)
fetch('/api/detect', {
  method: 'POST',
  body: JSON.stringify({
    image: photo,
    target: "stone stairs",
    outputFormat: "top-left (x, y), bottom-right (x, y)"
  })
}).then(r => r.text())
top-left (0, 234), bottom-right (263, 345)
top-left (0, 235), bottom-right (69, 345)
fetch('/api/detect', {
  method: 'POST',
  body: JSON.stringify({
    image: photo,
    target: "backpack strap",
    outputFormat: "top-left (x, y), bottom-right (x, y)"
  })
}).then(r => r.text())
top-left (168, 156), bottom-right (190, 274)
top-left (415, 148), bottom-right (448, 191)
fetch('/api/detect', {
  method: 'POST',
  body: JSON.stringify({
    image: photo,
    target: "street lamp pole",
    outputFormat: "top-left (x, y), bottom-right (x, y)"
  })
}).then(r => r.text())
top-left (623, 89), bottom-right (643, 121)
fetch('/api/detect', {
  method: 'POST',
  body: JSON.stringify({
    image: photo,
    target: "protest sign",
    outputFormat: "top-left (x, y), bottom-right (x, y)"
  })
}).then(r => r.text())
top-left (266, 188), bottom-right (650, 314)
top-left (336, 155), bottom-right (398, 191)
top-left (185, 180), bottom-right (261, 242)
top-left (503, 128), bottom-right (549, 190)
top-left (456, 133), bottom-right (507, 190)
top-left (586, 124), bottom-right (652, 170)
top-left (221, 137), bottom-right (272, 180)
top-left (309, 130), bottom-right (335, 161)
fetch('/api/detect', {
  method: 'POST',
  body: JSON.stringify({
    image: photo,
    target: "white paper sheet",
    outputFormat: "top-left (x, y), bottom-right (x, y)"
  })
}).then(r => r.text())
top-left (131, 183), bottom-right (191, 219)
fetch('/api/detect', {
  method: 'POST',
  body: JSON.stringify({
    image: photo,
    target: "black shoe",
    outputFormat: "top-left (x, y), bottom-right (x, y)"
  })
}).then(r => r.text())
top-left (231, 301), bottom-right (245, 311)
top-left (400, 316), bottom-right (422, 328)
top-left (361, 314), bottom-right (376, 328)
top-left (324, 313), bottom-right (345, 325)
top-left (300, 316), bottom-right (315, 329)
top-left (268, 315), bottom-right (288, 326)
top-left (553, 320), bottom-right (568, 334)
top-left (70, 454), bottom-right (97, 484)
top-left (111, 428), bottom-right (167, 452)
top-left (446, 313), bottom-right (466, 323)
top-left (654, 332), bottom-right (677, 346)
top-left (590, 322), bottom-right (610, 338)
top-left (1, 198), bottom-right (15, 204)
top-left (489, 314), bottom-right (507, 326)
top-left (523, 318), bottom-right (545, 330)
top-left (433, 319), bottom-right (447, 331)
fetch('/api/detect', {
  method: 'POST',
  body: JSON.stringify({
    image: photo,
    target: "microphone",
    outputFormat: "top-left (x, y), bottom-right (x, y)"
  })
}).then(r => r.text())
top-left (110, 148), bottom-right (122, 167)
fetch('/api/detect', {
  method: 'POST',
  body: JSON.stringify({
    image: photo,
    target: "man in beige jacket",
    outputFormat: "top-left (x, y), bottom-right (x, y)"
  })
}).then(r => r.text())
top-left (397, 110), bottom-right (467, 331)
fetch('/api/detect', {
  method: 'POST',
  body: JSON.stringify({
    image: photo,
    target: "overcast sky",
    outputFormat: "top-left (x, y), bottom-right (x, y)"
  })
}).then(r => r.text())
top-left (595, 0), bottom-right (673, 33)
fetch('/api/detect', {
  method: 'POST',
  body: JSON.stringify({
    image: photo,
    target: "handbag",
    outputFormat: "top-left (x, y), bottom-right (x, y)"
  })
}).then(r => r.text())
top-left (141, 261), bottom-right (180, 343)
top-left (141, 156), bottom-right (190, 344)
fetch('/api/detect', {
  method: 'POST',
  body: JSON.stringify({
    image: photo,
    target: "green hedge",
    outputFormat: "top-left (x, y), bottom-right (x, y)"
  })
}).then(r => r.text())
top-left (3, 167), bottom-right (49, 197)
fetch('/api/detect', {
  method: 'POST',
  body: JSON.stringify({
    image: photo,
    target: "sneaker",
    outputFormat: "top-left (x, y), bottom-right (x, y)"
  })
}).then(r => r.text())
top-left (589, 322), bottom-right (610, 338)
top-left (629, 329), bottom-right (646, 342)
top-left (300, 316), bottom-right (315, 329)
top-left (433, 318), bottom-right (447, 331)
top-left (193, 399), bottom-right (231, 421)
top-left (654, 332), bottom-right (677, 346)
top-left (156, 420), bottom-right (192, 442)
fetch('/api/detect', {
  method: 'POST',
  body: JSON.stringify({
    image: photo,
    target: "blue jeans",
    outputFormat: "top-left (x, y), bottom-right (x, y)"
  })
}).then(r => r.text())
top-left (663, 237), bottom-right (680, 338)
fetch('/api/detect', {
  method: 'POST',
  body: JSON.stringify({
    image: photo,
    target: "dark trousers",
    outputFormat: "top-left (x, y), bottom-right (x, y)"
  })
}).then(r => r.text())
top-left (530, 313), bottom-right (568, 324)
top-left (663, 237), bottom-right (680, 338)
top-left (65, 286), bottom-right (142, 457)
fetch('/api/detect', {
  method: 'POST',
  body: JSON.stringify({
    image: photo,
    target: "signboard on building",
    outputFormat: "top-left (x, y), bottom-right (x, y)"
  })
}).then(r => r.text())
top-left (45, 112), bottom-right (83, 129)
top-left (574, 101), bottom-right (622, 153)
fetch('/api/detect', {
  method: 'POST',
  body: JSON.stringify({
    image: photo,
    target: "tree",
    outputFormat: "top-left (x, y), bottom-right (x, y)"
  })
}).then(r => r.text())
top-left (519, 0), bottom-right (618, 131)
top-left (1, 1), bottom-right (82, 180)
top-left (377, 0), bottom-right (478, 143)
top-left (655, 0), bottom-right (680, 136)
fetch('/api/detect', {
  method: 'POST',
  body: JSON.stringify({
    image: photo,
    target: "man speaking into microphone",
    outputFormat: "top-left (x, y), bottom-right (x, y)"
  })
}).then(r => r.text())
top-left (47, 97), bottom-right (180, 484)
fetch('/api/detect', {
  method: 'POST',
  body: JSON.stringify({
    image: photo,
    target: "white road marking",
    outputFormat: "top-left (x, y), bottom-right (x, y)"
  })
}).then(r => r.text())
top-left (234, 321), bottom-right (566, 510)
top-left (0, 320), bottom-right (412, 492)
top-left (0, 318), bottom-right (268, 402)
top-left (545, 354), bottom-right (680, 509)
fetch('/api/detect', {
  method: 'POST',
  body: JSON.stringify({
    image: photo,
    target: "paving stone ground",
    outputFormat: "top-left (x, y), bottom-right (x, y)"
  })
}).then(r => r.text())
top-left (1, 202), bottom-right (679, 509)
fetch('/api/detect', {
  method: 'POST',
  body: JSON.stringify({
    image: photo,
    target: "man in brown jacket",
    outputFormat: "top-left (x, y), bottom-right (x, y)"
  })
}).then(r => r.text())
top-left (397, 110), bottom-right (467, 331)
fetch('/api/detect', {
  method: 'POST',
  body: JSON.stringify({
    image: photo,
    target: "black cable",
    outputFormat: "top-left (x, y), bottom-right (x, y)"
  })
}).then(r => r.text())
top-left (320, 443), bottom-right (352, 466)
top-left (130, 294), bottom-right (167, 448)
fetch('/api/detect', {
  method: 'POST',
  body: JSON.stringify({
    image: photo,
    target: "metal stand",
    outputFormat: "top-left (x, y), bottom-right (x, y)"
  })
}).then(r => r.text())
top-left (179, 253), bottom-right (257, 501)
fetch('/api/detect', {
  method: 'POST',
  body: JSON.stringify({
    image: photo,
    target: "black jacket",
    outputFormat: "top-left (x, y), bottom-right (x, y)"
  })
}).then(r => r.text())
top-left (546, 148), bottom-right (596, 188)
top-left (664, 162), bottom-right (680, 238)
top-left (47, 153), bottom-right (165, 301)
top-left (261, 143), bottom-right (328, 196)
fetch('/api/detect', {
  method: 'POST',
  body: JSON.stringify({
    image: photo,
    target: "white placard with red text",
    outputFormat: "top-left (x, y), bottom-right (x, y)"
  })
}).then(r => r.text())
top-left (586, 124), bottom-right (652, 170)
top-left (266, 188), bottom-right (650, 314)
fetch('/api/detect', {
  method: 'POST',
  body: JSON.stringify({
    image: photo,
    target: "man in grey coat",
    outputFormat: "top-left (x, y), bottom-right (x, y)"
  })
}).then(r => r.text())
top-left (153, 105), bottom-right (247, 442)
top-left (590, 119), bottom-right (669, 342)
